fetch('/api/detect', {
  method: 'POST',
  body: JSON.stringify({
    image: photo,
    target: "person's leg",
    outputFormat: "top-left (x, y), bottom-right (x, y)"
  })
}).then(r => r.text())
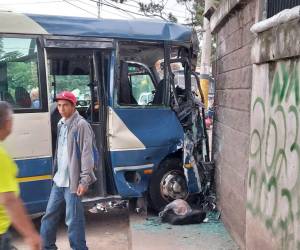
top-left (40, 184), bottom-right (65, 250)
top-left (64, 189), bottom-right (88, 250)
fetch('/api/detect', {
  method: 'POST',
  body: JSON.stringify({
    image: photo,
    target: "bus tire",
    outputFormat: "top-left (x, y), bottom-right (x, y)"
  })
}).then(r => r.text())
top-left (148, 158), bottom-right (188, 212)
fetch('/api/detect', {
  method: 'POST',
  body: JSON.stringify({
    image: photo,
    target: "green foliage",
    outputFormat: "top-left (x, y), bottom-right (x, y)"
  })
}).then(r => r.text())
top-left (168, 13), bottom-right (178, 23)
top-left (50, 75), bottom-right (90, 100)
top-left (131, 74), bottom-right (154, 101)
top-left (176, 0), bottom-right (205, 26)
top-left (7, 61), bottom-right (39, 95)
top-left (138, 0), bottom-right (178, 22)
top-left (0, 38), bottom-right (39, 97)
top-left (136, 0), bottom-right (220, 27)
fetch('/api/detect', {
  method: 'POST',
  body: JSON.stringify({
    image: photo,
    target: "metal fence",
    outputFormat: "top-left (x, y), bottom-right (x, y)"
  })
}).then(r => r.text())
top-left (267, 0), bottom-right (300, 18)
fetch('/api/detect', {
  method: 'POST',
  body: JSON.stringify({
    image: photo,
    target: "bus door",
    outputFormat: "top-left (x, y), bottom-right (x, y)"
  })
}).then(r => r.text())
top-left (108, 42), bottom-right (184, 198)
top-left (44, 37), bottom-right (115, 202)
top-left (0, 35), bottom-right (52, 215)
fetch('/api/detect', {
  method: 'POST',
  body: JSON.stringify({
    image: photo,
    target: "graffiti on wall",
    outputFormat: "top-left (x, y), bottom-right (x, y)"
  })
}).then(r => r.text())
top-left (248, 60), bottom-right (300, 249)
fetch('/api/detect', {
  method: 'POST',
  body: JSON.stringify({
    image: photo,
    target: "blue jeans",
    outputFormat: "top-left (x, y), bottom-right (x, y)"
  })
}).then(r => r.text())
top-left (0, 232), bottom-right (13, 250)
top-left (40, 184), bottom-right (88, 250)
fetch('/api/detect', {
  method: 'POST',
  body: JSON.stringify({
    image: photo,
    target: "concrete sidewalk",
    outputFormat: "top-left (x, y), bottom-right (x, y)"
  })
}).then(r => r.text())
top-left (129, 212), bottom-right (239, 250)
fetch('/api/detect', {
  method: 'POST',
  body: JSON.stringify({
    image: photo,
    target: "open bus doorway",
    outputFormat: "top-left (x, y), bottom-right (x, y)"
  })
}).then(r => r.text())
top-left (46, 47), bottom-right (114, 202)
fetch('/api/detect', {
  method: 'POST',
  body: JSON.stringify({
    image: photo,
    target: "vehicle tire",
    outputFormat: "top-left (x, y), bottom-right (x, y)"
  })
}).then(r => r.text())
top-left (148, 158), bottom-right (188, 212)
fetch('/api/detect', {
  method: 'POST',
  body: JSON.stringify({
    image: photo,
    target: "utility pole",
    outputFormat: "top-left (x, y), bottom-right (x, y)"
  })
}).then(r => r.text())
top-left (97, 0), bottom-right (101, 18)
top-left (200, 0), bottom-right (213, 108)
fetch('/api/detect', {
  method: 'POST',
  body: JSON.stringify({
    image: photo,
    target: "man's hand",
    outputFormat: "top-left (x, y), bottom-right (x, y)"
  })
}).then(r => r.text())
top-left (25, 232), bottom-right (42, 250)
top-left (77, 184), bottom-right (88, 196)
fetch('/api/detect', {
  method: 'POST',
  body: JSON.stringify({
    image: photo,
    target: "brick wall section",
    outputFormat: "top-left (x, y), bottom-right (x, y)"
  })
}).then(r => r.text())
top-left (212, 1), bottom-right (256, 248)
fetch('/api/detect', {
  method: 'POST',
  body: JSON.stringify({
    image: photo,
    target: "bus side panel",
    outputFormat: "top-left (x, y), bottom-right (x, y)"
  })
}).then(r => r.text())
top-left (110, 147), bottom-right (171, 197)
top-left (4, 113), bottom-right (53, 215)
top-left (17, 158), bottom-right (52, 214)
top-left (16, 157), bottom-right (52, 177)
top-left (4, 113), bottom-right (52, 159)
top-left (108, 107), bottom-right (184, 197)
top-left (19, 180), bottom-right (52, 214)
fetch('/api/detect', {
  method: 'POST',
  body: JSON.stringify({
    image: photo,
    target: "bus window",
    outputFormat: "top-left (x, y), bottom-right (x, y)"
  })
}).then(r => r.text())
top-left (47, 56), bottom-right (91, 105)
top-left (47, 50), bottom-right (93, 120)
top-left (0, 37), bottom-right (43, 111)
top-left (129, 63), bottom-right (155, 105)
top-left (118, 42), bottom-right (165, 107)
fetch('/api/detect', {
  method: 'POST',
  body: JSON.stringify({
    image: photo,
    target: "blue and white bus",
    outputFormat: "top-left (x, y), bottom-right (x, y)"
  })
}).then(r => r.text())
top-left (0, 11), bottom-right (210, 214)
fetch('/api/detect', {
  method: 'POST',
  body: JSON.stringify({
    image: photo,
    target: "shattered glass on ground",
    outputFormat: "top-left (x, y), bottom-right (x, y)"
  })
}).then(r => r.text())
top-left (130, 211), bottom-right (240, 250)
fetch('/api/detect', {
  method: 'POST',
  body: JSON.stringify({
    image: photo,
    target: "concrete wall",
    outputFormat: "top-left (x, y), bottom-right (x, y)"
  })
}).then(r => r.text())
top-left (211, 0), bottom-right (300, 249)
top-left (211, 1), bottom-right (257, 248)
top-left (247, 14), bottom-right (300, 250)
top-left (247, 56), bottom-right (300, 250)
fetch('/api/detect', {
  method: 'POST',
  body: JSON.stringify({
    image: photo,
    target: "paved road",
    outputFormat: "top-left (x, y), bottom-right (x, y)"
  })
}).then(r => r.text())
top-left (13, 208), bottom-right (129, 250)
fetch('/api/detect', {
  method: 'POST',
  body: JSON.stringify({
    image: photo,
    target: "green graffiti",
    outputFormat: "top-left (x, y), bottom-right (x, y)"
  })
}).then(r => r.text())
top-left (249, 60), bottom-right (300, 249)
top-left (250, 129), bottom-right (262, 161)
top-left (288, 105), bottom-right (299, 146)
top-left (275, 105), bottom-right (287, 149)
top-left (265, 118), bottom-right (278, 173)
top-left (271, 64), bottom-right (289, 107)
top-left (282, 189), bottom-right (294, 222)
top-left (255, 173), bottom-right (267, 216)
top-left (253, 97), bottom-right (266, 141)
top-left (274, 149), bottom-right (287, 179)
top-left (246, 167), bottom-right (257, 213)
top-left (271, 63), bottom-right (300, 107)
top-left (267, 177), bottom-right (278, 218)
top-left (250, 97), bottom-right (265, 162)
top-left (285, 63), bottom-right (300, 106)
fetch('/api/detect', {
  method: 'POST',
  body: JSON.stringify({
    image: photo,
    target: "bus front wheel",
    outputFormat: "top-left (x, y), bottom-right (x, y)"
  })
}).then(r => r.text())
top-left (148, 158), bottom-right (188, 212)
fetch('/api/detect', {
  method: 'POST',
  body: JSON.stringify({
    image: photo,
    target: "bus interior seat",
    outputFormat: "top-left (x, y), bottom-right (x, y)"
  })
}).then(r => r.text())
top-left (15, 87), bottom-right (31, 108)
top-left (119, 61), bottom-right (137, 105)
top-left (152, 79), bottom-right (164, 105)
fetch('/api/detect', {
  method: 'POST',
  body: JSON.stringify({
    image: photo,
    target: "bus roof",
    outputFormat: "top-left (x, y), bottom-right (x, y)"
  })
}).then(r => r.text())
top-left (0, 12), bottom-right (193, 43)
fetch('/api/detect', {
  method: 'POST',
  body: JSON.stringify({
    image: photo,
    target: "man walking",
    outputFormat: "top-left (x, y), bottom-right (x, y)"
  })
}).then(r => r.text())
top-left (40, 91), bottom-right (97, 250)
top-left (0, 101), bottom-right (41, 250)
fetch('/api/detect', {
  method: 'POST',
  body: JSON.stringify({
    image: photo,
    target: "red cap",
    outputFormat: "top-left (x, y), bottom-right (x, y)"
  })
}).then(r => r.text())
top-left (56, 91), bottom-right (77, 106)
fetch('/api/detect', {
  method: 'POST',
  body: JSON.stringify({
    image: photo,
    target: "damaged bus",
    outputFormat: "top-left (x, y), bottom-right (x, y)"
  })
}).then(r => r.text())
top-left (0, 12), bottom-right (212, 214)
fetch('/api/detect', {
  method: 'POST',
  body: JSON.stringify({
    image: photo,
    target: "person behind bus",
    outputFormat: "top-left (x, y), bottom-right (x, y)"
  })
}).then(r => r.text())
top-left (15, 87), bottom-right (31, 108)
top-left (40, 91), bottom-right (97, 250)
top-left (30, 88), bottom-right (40, 109)
top-left (0, 101), bottom-right (41, 250)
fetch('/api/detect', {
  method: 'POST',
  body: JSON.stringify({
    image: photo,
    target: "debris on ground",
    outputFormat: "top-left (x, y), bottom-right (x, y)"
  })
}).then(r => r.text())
top-left (89, 200), bottom-right (128, 214)
top-left (159, 199), bottom-right (206, 225)
top-left (132, 211), bottom-right (223, 232)
top-left (159, 199), bottom-right (192, 216)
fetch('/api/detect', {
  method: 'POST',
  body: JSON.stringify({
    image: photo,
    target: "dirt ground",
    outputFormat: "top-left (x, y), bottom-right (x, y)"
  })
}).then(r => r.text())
top-left (12, 208), bottom-right (129, 250)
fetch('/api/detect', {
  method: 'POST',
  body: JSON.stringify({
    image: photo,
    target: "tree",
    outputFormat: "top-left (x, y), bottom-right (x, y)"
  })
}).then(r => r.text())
top-left (138, 0), bottom-right (178, 22)
top-left (177, 0), bottom-right (205, 27)
top-left (135, 0), bottom-right (208, 27)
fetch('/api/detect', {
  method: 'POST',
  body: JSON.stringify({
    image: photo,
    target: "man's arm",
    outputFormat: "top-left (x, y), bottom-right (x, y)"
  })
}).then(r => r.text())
top-left (0, 192), bottom-right (41, 250)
